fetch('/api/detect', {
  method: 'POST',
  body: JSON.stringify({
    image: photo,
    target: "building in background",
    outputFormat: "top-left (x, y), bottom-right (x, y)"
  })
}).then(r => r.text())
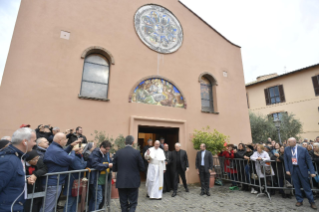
top-left (246, 63), bottom-right (319, 140)
top-left (0, 0), bottom-right (251, 183)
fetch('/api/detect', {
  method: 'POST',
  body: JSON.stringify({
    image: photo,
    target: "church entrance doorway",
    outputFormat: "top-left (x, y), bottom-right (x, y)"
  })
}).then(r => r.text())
top-left (138, 126), bottom-right (179, 152)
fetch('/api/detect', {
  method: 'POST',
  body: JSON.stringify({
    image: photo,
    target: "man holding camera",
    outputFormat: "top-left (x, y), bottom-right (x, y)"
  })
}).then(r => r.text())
top-left (66, 126), bottom-right (87, 146)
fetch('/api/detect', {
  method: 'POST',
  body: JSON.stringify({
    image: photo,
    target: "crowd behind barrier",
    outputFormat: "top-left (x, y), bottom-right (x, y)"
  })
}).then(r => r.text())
top-left (214, 155), bottom-right (319, 202)
top-left (26, 169), bottom-right (112, 212)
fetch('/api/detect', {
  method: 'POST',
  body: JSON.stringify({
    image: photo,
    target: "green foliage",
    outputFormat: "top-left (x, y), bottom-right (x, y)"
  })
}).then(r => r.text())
top-left (249, 112), bottom-right (303, 143)
top-left (192, 126), bottom-right (229, 155)
top-left (89, 130), bottom-right (140, 153)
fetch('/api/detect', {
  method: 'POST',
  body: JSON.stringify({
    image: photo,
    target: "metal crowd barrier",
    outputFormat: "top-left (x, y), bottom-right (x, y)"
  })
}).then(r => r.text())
top-left (26, 168), bottom-right (112, 212)
top-left (213, 156), bottom-right (319, 202)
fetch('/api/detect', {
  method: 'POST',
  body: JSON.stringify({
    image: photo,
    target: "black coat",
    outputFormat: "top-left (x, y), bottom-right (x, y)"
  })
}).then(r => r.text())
top-left (26, 158), bottom-right (48, 193)
top-left (66, 133), bottom-right (87, 146)
top-left (277, 154), bottom-right (289, 179)
top-left (113, 146), bottom-right (145, 188)
top-left (171, 149), bottom-right (189, 171)
top-left (195, 150), bottom-right (213, 173)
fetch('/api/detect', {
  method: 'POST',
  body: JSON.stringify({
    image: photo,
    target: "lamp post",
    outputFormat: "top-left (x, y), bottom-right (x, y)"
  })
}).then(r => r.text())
top-left (274, 118), bottom-right (282, 145)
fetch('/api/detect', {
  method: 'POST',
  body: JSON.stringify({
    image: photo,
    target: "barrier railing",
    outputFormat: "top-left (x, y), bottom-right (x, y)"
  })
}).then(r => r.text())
top-left (26, 168), bottom-right (112, 212)
top-left (214, 156), bottom-right (319, 201)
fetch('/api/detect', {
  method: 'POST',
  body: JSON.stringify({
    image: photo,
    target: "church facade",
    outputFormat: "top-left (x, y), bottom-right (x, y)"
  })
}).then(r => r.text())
top-left (0, 0), bottom-right (251, 183)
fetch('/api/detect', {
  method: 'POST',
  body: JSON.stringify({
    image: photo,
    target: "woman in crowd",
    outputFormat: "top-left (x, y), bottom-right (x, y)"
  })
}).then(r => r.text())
top-left (307, 144), bottom-right (313, 155)
top-left (272, 143), bottom-right (280, 155)
top-left (219, 144), bottom-right (238, 186)
top-left (250, 144), bottom-right (275, 195)
top-left (276, 145), bottom-right (292, 198)
top-left (243, 144), bottom-right (256, 193)
top-left (310, 143), bottom-right (319, 190)
top-left (63, 145), bottom-right (87, 212)
top-left (234, 143), bottom-right (246, 188)
top-left (24, 150), bottom-right (48, 212)
top-left (83, 142), bottom-right (95, 161)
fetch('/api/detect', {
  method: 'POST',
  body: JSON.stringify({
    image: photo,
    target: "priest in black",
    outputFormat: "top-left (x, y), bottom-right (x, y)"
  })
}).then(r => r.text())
top-left (163, 143), bottom-right (173, 192)
top-left (195, 143), bottom-right (213, 196)
top-left (171, 143), bottom-right (189, 197)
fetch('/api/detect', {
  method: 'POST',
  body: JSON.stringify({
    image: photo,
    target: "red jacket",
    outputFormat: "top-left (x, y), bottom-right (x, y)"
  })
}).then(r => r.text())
top-left (218, 150), bottom-right (237, 174)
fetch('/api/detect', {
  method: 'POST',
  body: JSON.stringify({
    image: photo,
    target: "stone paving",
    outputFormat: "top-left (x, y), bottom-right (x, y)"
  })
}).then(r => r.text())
top-left (109, 183), bottom-right (317, 212)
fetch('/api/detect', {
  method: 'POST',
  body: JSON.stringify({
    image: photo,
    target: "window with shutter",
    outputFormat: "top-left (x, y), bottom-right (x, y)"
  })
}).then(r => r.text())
top-left (265, 85), bottom-right (285, 105)
top-left (312, 75), bottom-right (319, 96)
top-left (264, 89), bottom-right (270, 105)
top-left (278, 85), bottom-right (285, 102)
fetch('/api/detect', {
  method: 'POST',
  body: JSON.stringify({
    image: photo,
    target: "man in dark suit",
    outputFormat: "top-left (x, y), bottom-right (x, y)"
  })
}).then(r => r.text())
top-left (163, 143), bottom-right (172, 193)
top-left (284, 137), bottom-right (317, 209)
top-left (171, 143), bottom-right (189, 197)
top-left (113, 135), bottom-right (145, 212)
top-left (196, 143), bottom-right (213, 196)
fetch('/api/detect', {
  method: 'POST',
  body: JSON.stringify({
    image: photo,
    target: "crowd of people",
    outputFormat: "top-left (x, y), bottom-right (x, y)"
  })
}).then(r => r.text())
top-left (1, 124), bottom-right (319, 211)
top-left (0, 124), bottom-right (108, 212)
top-left (218, 136), bottom-right (319, 210)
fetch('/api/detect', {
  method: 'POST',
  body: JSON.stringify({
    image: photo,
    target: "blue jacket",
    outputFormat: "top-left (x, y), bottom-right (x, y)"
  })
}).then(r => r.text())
top-left (87, 148), bottom-right (112, 185)
top-left (63, 153), bottom-right (87, 196)
top-left (113, 146), bottom-right (145, 188)
top-left (0, 145), bottom-right (26, 212)
top-left (284, 145), bottom-right (315, 178)
top-left (43, 142), bottom-right (75, 186)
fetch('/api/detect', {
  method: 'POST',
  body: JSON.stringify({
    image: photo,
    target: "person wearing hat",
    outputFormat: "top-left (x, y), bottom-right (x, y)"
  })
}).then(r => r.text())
top-left (24, 150), bottom-right (48, 212)
top-left (0, 139), bottom-right (10, 151)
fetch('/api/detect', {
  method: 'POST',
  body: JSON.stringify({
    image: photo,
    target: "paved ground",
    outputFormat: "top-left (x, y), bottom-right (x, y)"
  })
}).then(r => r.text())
top-left (109, 183), bottom-right (317, 212)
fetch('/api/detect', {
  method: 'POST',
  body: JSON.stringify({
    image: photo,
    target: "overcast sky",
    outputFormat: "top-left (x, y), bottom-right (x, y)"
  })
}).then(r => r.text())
top-left (0, 0), bottom-right (318, 84)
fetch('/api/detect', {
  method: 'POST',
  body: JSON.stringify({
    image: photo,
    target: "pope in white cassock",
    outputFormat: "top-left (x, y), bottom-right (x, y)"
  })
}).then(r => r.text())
top-left (144, 140), bottom-right (166, 199)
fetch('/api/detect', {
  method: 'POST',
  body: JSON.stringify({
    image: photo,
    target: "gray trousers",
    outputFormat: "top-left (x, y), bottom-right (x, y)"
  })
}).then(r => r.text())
top-left (40, 185), bottom-right (62, 212)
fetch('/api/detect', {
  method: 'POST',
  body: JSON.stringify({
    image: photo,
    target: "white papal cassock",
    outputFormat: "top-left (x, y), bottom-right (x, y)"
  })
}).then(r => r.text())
top-left (144, 147), bottom-right (166, 199)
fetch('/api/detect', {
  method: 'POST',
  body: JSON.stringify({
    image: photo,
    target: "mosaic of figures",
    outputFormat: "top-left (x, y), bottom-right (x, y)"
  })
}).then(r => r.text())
top-left (131, 78), bottom-right (185, 108)
top-left (134, 5), bottom-right (183, 54)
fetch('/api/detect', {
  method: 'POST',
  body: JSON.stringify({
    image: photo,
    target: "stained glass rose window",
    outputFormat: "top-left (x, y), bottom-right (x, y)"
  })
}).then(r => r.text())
top-left (134, 4), bottom-right (183, 54)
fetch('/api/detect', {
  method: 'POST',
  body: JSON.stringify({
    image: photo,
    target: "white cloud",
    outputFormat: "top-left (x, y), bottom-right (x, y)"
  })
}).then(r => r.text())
top-left (180, 0), bottom-right (319, 83)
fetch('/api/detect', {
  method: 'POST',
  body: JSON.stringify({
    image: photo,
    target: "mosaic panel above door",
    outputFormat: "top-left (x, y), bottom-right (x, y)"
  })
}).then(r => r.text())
top-left (134, 4), bottom-right (183, 54)
top-left (131, 78), bottom-right (185, 109)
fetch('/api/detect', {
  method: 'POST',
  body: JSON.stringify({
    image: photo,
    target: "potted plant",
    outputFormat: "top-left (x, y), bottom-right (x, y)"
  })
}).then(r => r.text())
top-left (191, 126), bottom-right (229, 187)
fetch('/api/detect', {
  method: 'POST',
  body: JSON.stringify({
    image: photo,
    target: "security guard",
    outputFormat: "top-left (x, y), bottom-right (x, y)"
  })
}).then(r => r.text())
top-left (0, 128), bottom-right (36, 212)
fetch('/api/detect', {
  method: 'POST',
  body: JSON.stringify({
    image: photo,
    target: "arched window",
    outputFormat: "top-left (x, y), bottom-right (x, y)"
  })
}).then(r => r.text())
top-left (199, 73), bottom-right (217, 113)
top-left (80, 54), bottom-right (109, 99)
top-left (200, 76), bottom-right (214, 112)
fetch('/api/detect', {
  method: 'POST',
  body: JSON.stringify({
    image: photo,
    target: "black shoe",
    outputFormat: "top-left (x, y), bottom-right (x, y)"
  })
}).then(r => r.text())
top-left (200, 191), bottom-right (205, 196)
top-left (206, 192), bottom-right (211, 196)
top-left (57, 205), bottom-right (64, 210)
top-left (146, 194), bottom-right (149, 198)
top-left (185, 188), bottom-right (189, 192)
top-left (281, 194), bottom-right (286, 198)
top-left (171, 191), bottom-right (177, 197)
top-left (287, 194), bottom-right (292, 199)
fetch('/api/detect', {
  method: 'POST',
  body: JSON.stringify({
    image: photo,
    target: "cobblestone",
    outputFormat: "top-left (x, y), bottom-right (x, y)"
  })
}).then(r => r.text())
top-left (109, 183), bottom-right (317, 212)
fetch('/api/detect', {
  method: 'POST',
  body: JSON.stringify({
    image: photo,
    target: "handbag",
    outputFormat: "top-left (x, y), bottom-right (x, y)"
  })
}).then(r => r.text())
top-left (314, 175), bottom-right (319, 183)
top-left (72, 178), bottom-right (88, 197)
top-left (261, 162), bottom-right (271, 176)
top-left (251, 173), bottom-right (258, 180)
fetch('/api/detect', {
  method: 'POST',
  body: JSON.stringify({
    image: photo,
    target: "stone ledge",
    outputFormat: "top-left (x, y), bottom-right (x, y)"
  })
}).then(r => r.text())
top-left (201, 110), bottom-right (219, 115)
top-left (78, 95), bottom-right (109, 102)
